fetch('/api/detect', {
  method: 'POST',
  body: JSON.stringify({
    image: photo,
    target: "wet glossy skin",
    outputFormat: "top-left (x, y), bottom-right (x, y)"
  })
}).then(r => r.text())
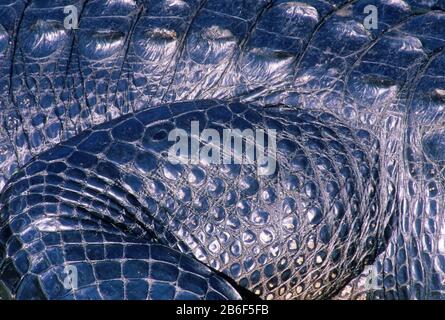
top-left (0, 101), bottom-right (380, 299)
top-left (0, 0), bottom-right (444, 300)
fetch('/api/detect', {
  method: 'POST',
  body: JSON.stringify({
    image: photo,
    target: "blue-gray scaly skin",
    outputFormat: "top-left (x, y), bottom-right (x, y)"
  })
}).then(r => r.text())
top-left (0, 0), bottom-right (444, 300)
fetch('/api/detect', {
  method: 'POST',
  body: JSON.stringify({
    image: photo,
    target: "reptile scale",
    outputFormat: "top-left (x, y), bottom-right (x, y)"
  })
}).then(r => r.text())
top-left (0, 0), bottom-right (444, 300)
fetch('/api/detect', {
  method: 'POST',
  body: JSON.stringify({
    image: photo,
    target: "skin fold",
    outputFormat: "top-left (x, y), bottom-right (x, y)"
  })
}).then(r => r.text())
top-left (0, 0), bottom-right (444, 299)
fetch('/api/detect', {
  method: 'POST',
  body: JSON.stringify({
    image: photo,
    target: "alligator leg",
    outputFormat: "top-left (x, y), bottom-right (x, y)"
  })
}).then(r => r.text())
top-left (0, 152), bottom-right (241, 300)
top-left (0, 100), bottom-right (381, 299)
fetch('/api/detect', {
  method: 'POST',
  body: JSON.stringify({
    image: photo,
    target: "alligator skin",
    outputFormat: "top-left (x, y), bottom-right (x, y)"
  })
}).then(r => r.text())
top-left (0, 0), bottom-right (444, 300)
